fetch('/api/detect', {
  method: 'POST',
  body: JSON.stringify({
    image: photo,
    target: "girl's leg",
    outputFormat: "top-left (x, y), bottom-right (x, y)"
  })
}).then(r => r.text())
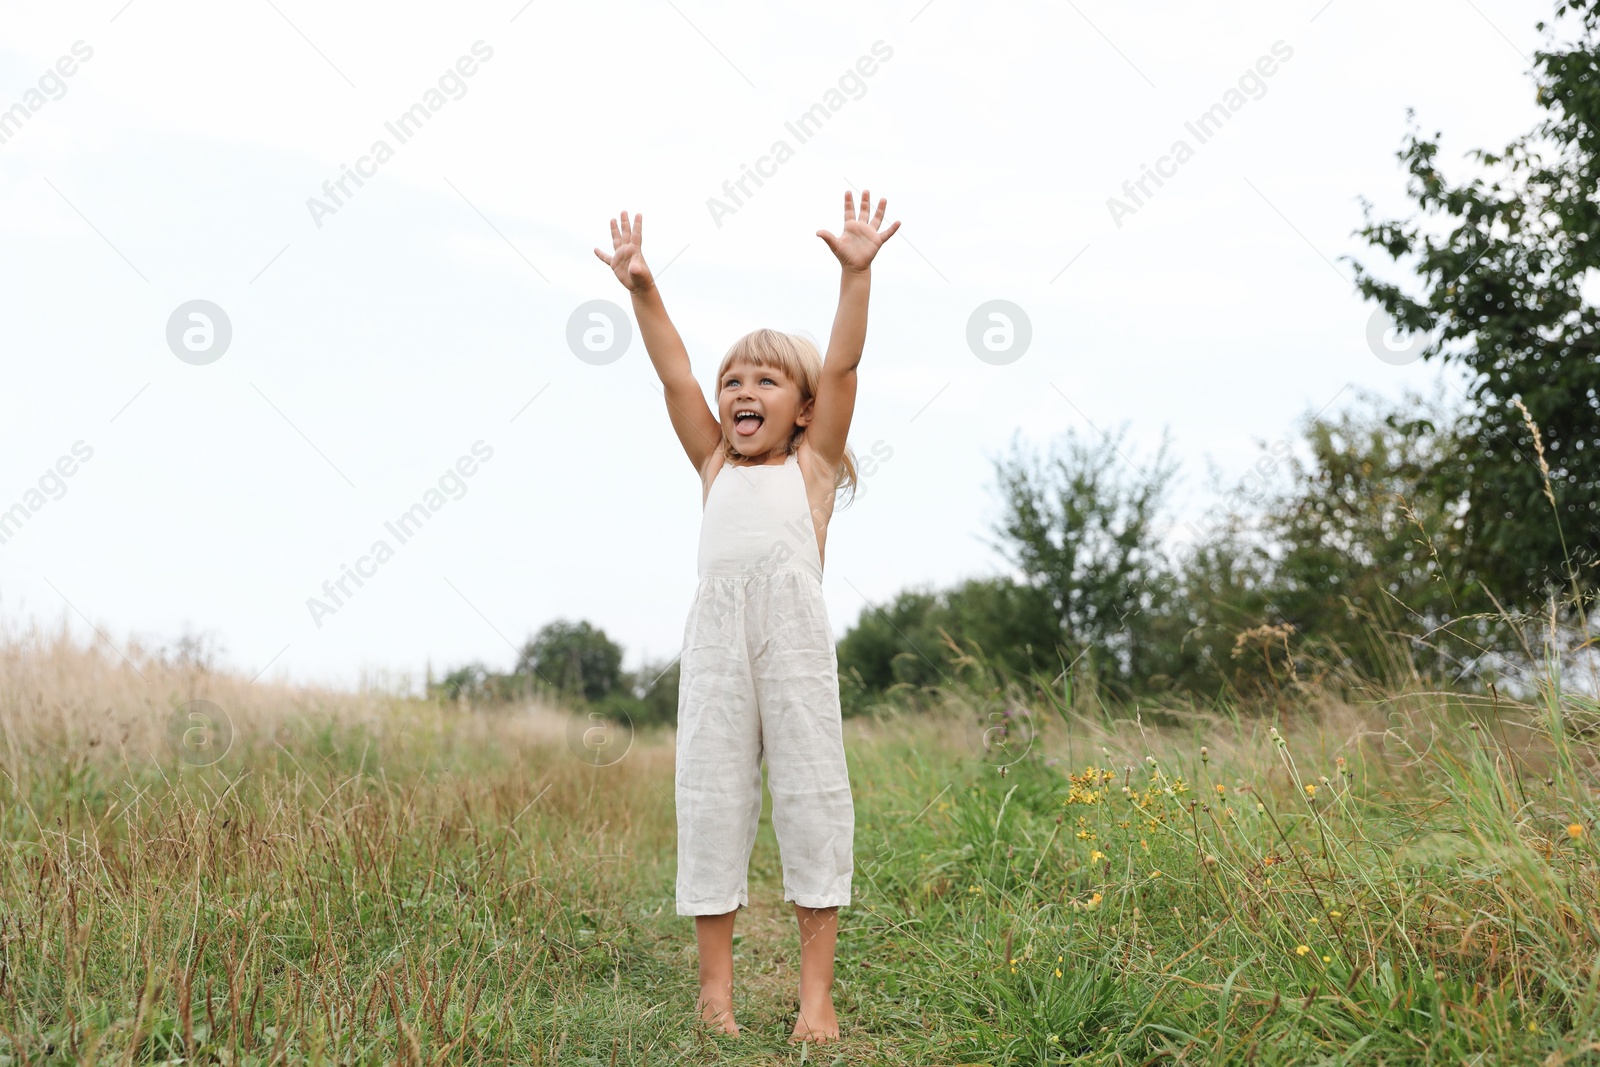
top-left (694, 908), bottom-right (740, 1034)
top-left (746, 577), bottom-right (854, 1043)
top-left (790, 904), bottom-right (841, 1043)
top-left (675, 581), bottom-right (762, 1035)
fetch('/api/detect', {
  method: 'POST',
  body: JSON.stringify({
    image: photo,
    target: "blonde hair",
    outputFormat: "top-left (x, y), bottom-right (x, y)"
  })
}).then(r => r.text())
top-left (714, 328), bottom-right (859, 504)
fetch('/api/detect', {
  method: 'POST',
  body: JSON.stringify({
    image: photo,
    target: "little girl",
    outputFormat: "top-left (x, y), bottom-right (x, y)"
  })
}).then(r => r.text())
top-left (594, 190), bottom-right (900, 1044)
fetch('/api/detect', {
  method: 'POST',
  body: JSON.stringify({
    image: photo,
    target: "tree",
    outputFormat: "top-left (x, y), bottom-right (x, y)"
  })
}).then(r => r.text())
top-left (436, 661), bottom-right (494, 703)
top-left (835, 578), bottom-right (1062, 711)
top-left (990, 425), bottom-right (1179, 695)
top-left (837, 587), bottom-right (943, 698)
top-left (605, 656), bottom-right (681, 728)
top-left (514, 619), bottom-right (624, 703)
top-left (1123, 391), bottom-right (1509, 696)
top-left (1254, 391), bottom-right (1509, 681)
top-left (1347, 0), bottom-right (1600, 611)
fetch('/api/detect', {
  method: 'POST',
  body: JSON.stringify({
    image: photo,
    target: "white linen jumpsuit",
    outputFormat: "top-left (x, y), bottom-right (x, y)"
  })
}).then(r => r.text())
top-left (674, 450), bottom-right (856, 916)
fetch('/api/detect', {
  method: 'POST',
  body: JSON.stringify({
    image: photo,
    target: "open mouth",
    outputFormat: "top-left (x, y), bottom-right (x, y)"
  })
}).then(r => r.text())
top-left (733, 408), bottom-right (764, 437)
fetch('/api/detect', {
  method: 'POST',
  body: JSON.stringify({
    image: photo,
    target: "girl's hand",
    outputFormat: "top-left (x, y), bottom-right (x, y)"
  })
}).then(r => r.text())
top-left (593, 211), bottom-right (655, 292)
top-left (816, 189), bottom-right (901, 273)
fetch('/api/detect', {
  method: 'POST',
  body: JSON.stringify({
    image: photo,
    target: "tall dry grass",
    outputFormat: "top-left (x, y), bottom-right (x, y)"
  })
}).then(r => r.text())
top-left (0, 623), bottom-right (685, 1065)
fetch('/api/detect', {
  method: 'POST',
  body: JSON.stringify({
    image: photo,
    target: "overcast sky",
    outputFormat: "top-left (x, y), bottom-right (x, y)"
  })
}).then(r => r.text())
top-left (0, 0), bottom-right (1568, 690)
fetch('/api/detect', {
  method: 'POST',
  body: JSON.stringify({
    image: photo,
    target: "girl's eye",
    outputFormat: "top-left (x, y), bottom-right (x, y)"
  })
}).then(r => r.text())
top-left (761, 377), bottom-right (775, 385)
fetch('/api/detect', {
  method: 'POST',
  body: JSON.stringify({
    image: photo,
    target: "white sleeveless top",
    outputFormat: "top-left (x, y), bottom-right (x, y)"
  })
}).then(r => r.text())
top-left (697, 452), bottom-right (823, 582)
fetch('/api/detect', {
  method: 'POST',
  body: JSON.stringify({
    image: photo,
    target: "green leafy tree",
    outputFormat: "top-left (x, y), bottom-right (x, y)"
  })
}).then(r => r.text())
top-left (1160, 515), bottom-right (1280, 695)
top-left (1138, 391), bottom-right (1502, 695)
top-left (435, 662), bottom-right (494, 703)
top-left (837, 587), bottom-right (941, 698)
top-left (990, 426), bottom-right (1179, 695)
top-left (1347, 0), bottom-right (1600, 609)
top-left (514, 619), bottom-right (623, 703)
top-left (836, 578), bottom-right (1061, 711)
top-left (605, 656), bottom-right (681, 728)
top-left (1247, 392), bottom-right (1510, 682)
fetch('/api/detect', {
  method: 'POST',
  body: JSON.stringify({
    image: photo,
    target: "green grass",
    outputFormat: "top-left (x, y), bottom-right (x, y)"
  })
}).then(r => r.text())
top-left (1, 632), bottom-right (1597, 1064)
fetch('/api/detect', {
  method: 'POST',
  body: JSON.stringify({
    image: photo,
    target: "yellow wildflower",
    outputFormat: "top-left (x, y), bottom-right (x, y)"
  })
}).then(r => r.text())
top-left (1054, 968), bottom-right (1063, 978)
top-left (1304, 784), bottom-right (1316, 797)
top-left (1090, 850), bottom-right (1106, 865)
top-left (1569, 823), bottom-right (1584, 839)
top-left (1295, 945), bottom-right (1310, 956)
top-left (1215, 784), bottom-right (1226, 795)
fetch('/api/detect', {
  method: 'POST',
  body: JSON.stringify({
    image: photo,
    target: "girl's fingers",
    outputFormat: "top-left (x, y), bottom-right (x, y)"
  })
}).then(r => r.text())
top-left (593, 247), bottom-right (611, 265)
top-left (843, 189), bottom-right (855, 227)
top-left (880, 219), bottom-right (901, 242)
top-left (859, 189), bottom-right (870, 220)
top-left (619, 210), bottom-right (632, 241)
top-left (634, 212), bottom-right (643, 246)
top-left (871, 197), bottom-right (887, 228)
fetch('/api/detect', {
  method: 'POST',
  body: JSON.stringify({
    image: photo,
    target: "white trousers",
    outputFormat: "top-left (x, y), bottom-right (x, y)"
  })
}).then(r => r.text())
top-left (674, 570), bottom-right (855, 915)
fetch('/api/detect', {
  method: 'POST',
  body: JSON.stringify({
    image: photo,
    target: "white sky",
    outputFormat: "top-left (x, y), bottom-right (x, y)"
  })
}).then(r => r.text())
top-left (0, 0), bottom-right (1564, 690)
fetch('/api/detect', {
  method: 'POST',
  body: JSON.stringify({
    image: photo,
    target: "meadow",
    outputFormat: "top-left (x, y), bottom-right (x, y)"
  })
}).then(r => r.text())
top-left (1, 624), bottom-right (1597, 1065)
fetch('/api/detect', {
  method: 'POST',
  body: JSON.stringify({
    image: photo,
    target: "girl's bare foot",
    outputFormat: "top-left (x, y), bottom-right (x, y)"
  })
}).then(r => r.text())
top-left (788, 993), bottom-right (840, 1043)
top-left (697, 986), bottom-right (739, 1035)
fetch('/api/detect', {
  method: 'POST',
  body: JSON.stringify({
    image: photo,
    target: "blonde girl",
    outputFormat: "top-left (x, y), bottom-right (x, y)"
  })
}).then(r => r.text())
top-left (594, 190), bottom-right (900, 1043)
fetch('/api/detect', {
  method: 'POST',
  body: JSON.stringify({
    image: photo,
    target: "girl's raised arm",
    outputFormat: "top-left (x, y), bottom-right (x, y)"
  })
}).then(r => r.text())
top-left (594, 211), bottom-right (721, 474)
top-left (806, 190), bottom-right (900, 471)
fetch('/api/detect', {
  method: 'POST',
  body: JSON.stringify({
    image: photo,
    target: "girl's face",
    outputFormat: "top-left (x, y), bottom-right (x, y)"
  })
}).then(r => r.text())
top-left (718, 357), bottom-right (812, 461)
